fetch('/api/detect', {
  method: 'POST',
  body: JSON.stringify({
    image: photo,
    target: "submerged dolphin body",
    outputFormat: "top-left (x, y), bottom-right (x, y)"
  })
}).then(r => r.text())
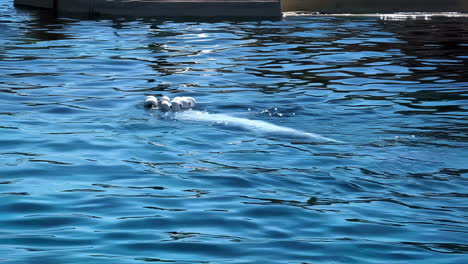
top-left (173, 110), bottom-right (339, 143)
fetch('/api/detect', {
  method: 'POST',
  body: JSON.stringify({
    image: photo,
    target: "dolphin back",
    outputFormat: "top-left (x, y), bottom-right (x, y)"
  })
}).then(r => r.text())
top-left (175, 110), bottom-right (339, 143)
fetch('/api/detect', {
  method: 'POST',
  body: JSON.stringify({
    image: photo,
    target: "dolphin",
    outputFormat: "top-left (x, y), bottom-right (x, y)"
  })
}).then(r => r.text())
top-left (173, 110), bottom-right (339, 143)
top-left (144, 96), bottom-right (338, 143)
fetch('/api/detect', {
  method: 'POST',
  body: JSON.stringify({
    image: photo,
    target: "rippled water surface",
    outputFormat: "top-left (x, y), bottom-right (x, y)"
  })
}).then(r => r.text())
top-left (1, 2), bottom-right (468, 263)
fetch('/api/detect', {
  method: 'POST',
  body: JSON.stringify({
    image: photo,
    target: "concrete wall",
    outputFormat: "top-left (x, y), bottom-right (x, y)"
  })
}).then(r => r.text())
top-left (58, 0), bottom-right (281, 17)
top-left (14, 0), bottom-right (54, 9)
top-left (15, 0), bottom-right (282, 17)
top-left (282, 0), bottom-right (468, 13)
top-left (14, 0), bottom-right (468, 15)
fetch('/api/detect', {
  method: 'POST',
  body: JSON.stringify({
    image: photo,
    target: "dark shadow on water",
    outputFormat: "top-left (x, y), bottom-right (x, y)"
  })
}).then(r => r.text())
top-left (380, 17), bottom-right (468, 82)
top-left (14, 6), bottom-right (71, 42)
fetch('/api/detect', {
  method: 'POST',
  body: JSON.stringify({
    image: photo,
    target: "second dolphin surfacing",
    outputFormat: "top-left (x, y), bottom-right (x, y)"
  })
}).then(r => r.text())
top-left (174, 110), bottom-right (339, 143)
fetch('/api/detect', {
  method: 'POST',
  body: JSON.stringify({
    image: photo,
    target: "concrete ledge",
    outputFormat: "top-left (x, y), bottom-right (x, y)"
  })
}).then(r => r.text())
top-left (15, 0), bottom-right (468, 17)
top-left (282, 0), bottom-right (468, 13)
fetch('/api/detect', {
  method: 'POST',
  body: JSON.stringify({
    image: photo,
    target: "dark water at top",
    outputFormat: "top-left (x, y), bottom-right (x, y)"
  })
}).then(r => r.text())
top-left (1, 1), bottom-right (467, 263)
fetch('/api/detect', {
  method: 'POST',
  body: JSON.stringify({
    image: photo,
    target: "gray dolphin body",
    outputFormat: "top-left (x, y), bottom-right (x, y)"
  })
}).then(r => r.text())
top-left (174, 110), bottom-right (339, 143)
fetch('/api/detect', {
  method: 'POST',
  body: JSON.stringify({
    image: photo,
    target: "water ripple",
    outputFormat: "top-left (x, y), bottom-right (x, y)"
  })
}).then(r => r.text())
top-left (0, 2), bottom-right (467, 263)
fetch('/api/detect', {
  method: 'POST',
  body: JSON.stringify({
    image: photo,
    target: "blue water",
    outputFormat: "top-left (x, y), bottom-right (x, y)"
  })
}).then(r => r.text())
top-left (1, 2), bottom-right (468, 263)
